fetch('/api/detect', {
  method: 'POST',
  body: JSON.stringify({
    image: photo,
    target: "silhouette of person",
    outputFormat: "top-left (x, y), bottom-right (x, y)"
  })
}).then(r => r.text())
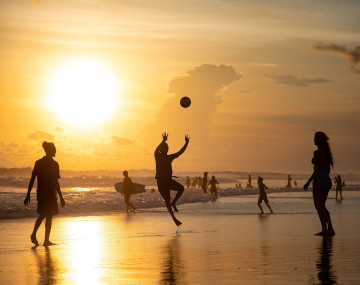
top-left (198, 176), bottom-right (203, 188)
top-left (294, 180), bottom-right (298, 186)
top-left (285, 174), bottom-right (292, 188)
top-left (24, 142), bottom-right (65, 246)
top-left (334, 175), bottom-right (343, 200)
top-left (208, 176), bottom-right (219, 198)
top-left (191, 177), bottom-right (198, 188)
top-left (201, 172), bottom-right (208, 194)
top-left (122, 170), bottom-right (137, 213)
top-left (185, 176), bottom-right (191, 189)
top-left (246, 174), bottom-right (252, 188)
top-left (155, 133), bottom-right (189, 226)
top-left (341, 180), bottom-right (345, 188)
top-left (304, 132), bottom-right (335, 237)
top-left (257, 176), bottom-right (273, 214)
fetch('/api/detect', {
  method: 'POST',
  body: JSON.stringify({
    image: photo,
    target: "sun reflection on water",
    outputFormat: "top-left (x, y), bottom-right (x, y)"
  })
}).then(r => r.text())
top-left (63, 218), bottom-right (104, 284)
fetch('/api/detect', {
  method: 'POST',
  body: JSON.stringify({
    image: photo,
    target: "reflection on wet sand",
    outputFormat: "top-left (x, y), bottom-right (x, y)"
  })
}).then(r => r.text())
top-left (63, 218), bottom-right (104, 284)
top-left (316, 237), bottom-right (337, 285)
top-left (32, 246), bottom-right (58, 285)
top-left (258, 214), bottom-right (270, 274)
top-left (160, 235), bottom-right (186, 285)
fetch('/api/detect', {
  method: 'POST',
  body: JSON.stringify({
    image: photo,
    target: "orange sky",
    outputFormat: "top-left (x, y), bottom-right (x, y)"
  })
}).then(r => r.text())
top-left (0, 0), bottom-right (359, 173)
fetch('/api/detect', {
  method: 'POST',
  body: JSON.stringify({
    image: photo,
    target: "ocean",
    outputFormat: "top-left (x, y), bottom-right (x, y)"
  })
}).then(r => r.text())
top-left (1, 172), bottom-right (359, 219)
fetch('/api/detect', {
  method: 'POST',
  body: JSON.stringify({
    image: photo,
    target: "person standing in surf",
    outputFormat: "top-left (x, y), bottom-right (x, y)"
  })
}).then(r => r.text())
top-left (208, 175), bottom-right (219, 198)
top-left (122, 170), bottom-right (137, 213)
top-left (304, 132), bottom-right (335, 237)
top-left (24, 142), bottom-right (65, 246)
top-left (154, 132), bottom-right (189, 226)
top-left (185, 176), bottom-right (191, 189)
top-left (201, 172), bottom-right (208, 194)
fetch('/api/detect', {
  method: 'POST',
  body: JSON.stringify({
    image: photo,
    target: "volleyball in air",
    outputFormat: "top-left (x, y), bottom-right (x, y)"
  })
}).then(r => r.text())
top-left (180, 96), bottom-right (191, 108)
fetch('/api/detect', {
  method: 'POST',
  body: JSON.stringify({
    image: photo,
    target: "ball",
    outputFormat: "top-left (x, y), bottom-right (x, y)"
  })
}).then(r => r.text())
top-left (180, 96), bottom-right (191, 108)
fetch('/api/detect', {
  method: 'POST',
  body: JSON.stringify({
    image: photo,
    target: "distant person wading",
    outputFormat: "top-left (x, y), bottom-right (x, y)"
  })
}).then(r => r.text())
top-left (154, 133), bottom-right (190, 226)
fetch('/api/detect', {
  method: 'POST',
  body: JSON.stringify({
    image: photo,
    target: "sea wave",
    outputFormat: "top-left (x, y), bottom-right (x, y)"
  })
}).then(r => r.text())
top-left (3, 186), bottom-right (356, 219)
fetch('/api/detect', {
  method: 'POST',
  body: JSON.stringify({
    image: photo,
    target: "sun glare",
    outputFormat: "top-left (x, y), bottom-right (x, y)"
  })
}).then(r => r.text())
top-left (48, 59), bottom-right (120, 127)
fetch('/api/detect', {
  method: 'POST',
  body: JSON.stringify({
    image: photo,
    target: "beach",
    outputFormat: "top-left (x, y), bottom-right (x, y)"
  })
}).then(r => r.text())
top-left (1, 190), bottom-right (360, 284)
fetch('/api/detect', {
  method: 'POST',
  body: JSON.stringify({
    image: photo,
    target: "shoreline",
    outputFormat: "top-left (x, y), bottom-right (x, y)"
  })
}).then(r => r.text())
top-left (1, 187), bottom-right (354, 221)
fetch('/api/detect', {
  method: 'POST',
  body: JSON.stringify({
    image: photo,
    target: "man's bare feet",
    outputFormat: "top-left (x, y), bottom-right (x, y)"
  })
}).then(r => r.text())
top-left (43, 241), bottom-right (55, 246)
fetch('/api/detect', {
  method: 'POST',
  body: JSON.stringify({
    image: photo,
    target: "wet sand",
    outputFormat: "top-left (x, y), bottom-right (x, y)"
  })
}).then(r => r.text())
top-left (1, 191), bottom-right (360, 284)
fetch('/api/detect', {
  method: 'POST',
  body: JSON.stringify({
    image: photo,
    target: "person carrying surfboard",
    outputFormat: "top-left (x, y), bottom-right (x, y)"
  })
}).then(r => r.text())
top-left (154, 132), bottom-right (190, 226)
top-left (122, 170), bottom-right (137, 213)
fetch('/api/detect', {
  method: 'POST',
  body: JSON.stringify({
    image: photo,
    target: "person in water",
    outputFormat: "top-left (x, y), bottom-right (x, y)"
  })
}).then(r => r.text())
top-left (208, 175), bottom-right (219, 198)
top-left (304, 132), bottom-right (335, 237)
top-left (257, 176), bottom-right (273, 214)
top-left (246, 174), bottom-right (252, 188)
top-left (154, 133), bottom-right (189, 226)
top-left (191, 177), bottom-right (198, 188)
top-left (285, 174), bottom-right (292, 188)
top-left (201, 172), bottom-right (208, 194)
top-left (24, 142), bottom-right (65, 246)
top-left (185, 176), bottom-right (191, 189)
top-left (334, 175), bottom-right (343, 200)
top-left (122, 170), bottom-right (137, 213)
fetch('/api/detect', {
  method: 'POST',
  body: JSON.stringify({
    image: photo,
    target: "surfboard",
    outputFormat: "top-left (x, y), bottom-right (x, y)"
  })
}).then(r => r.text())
top-left (114, 182), bottom-right (146, 194)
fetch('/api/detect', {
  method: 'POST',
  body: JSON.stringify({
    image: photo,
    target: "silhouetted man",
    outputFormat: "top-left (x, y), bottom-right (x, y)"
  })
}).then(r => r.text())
top-left (24, 141), bottom-right (65, 246)
top-left (154, 133), bottom-right (189, 226)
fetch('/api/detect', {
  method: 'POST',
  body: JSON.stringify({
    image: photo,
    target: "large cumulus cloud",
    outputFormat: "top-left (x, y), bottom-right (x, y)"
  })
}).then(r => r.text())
top-left (150, 64), bottom-right (242, 141)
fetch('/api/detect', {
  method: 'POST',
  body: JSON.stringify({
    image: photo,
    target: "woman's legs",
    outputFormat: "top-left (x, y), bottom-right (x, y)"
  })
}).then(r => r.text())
top-left (313, 189), bottom-right (335, 236)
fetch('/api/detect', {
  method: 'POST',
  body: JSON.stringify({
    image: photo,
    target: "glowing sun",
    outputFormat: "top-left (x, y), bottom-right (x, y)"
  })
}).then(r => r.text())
top-left (48, 59), bottom-right (120, 127)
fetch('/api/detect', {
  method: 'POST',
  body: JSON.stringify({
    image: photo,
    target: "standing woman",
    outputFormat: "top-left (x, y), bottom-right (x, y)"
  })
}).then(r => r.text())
top-left (304, 132), bottom-right (335, 237)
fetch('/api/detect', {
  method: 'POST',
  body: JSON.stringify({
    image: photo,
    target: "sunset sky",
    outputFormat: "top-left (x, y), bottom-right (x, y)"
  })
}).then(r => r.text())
top-left (0, 0), bottom-right (359, 173)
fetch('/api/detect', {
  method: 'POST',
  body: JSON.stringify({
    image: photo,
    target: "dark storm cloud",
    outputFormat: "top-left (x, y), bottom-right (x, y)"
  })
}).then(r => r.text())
top-left (28, 130), bottom-right (55, 141)
top-left (111, 135), bottom-right (136, 145)
top-left (313, 42), bottom-right (360, 74)
top-left (266, 74), bottom-right (331, 87)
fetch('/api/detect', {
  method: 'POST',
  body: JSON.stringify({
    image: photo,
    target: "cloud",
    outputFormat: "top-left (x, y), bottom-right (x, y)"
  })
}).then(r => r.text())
top-left (28, 130), bottom-right (55, 141)
top-left (266, 74), bottom-right (331, 87)
top-left (111, 135), bottom-right (136, 145)
top-left (313, 42), bottom-right (360, 74)
top-left (149, 64), bottom-right (242, 141)
top-left (54, 126), bottom-right (64, 132)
